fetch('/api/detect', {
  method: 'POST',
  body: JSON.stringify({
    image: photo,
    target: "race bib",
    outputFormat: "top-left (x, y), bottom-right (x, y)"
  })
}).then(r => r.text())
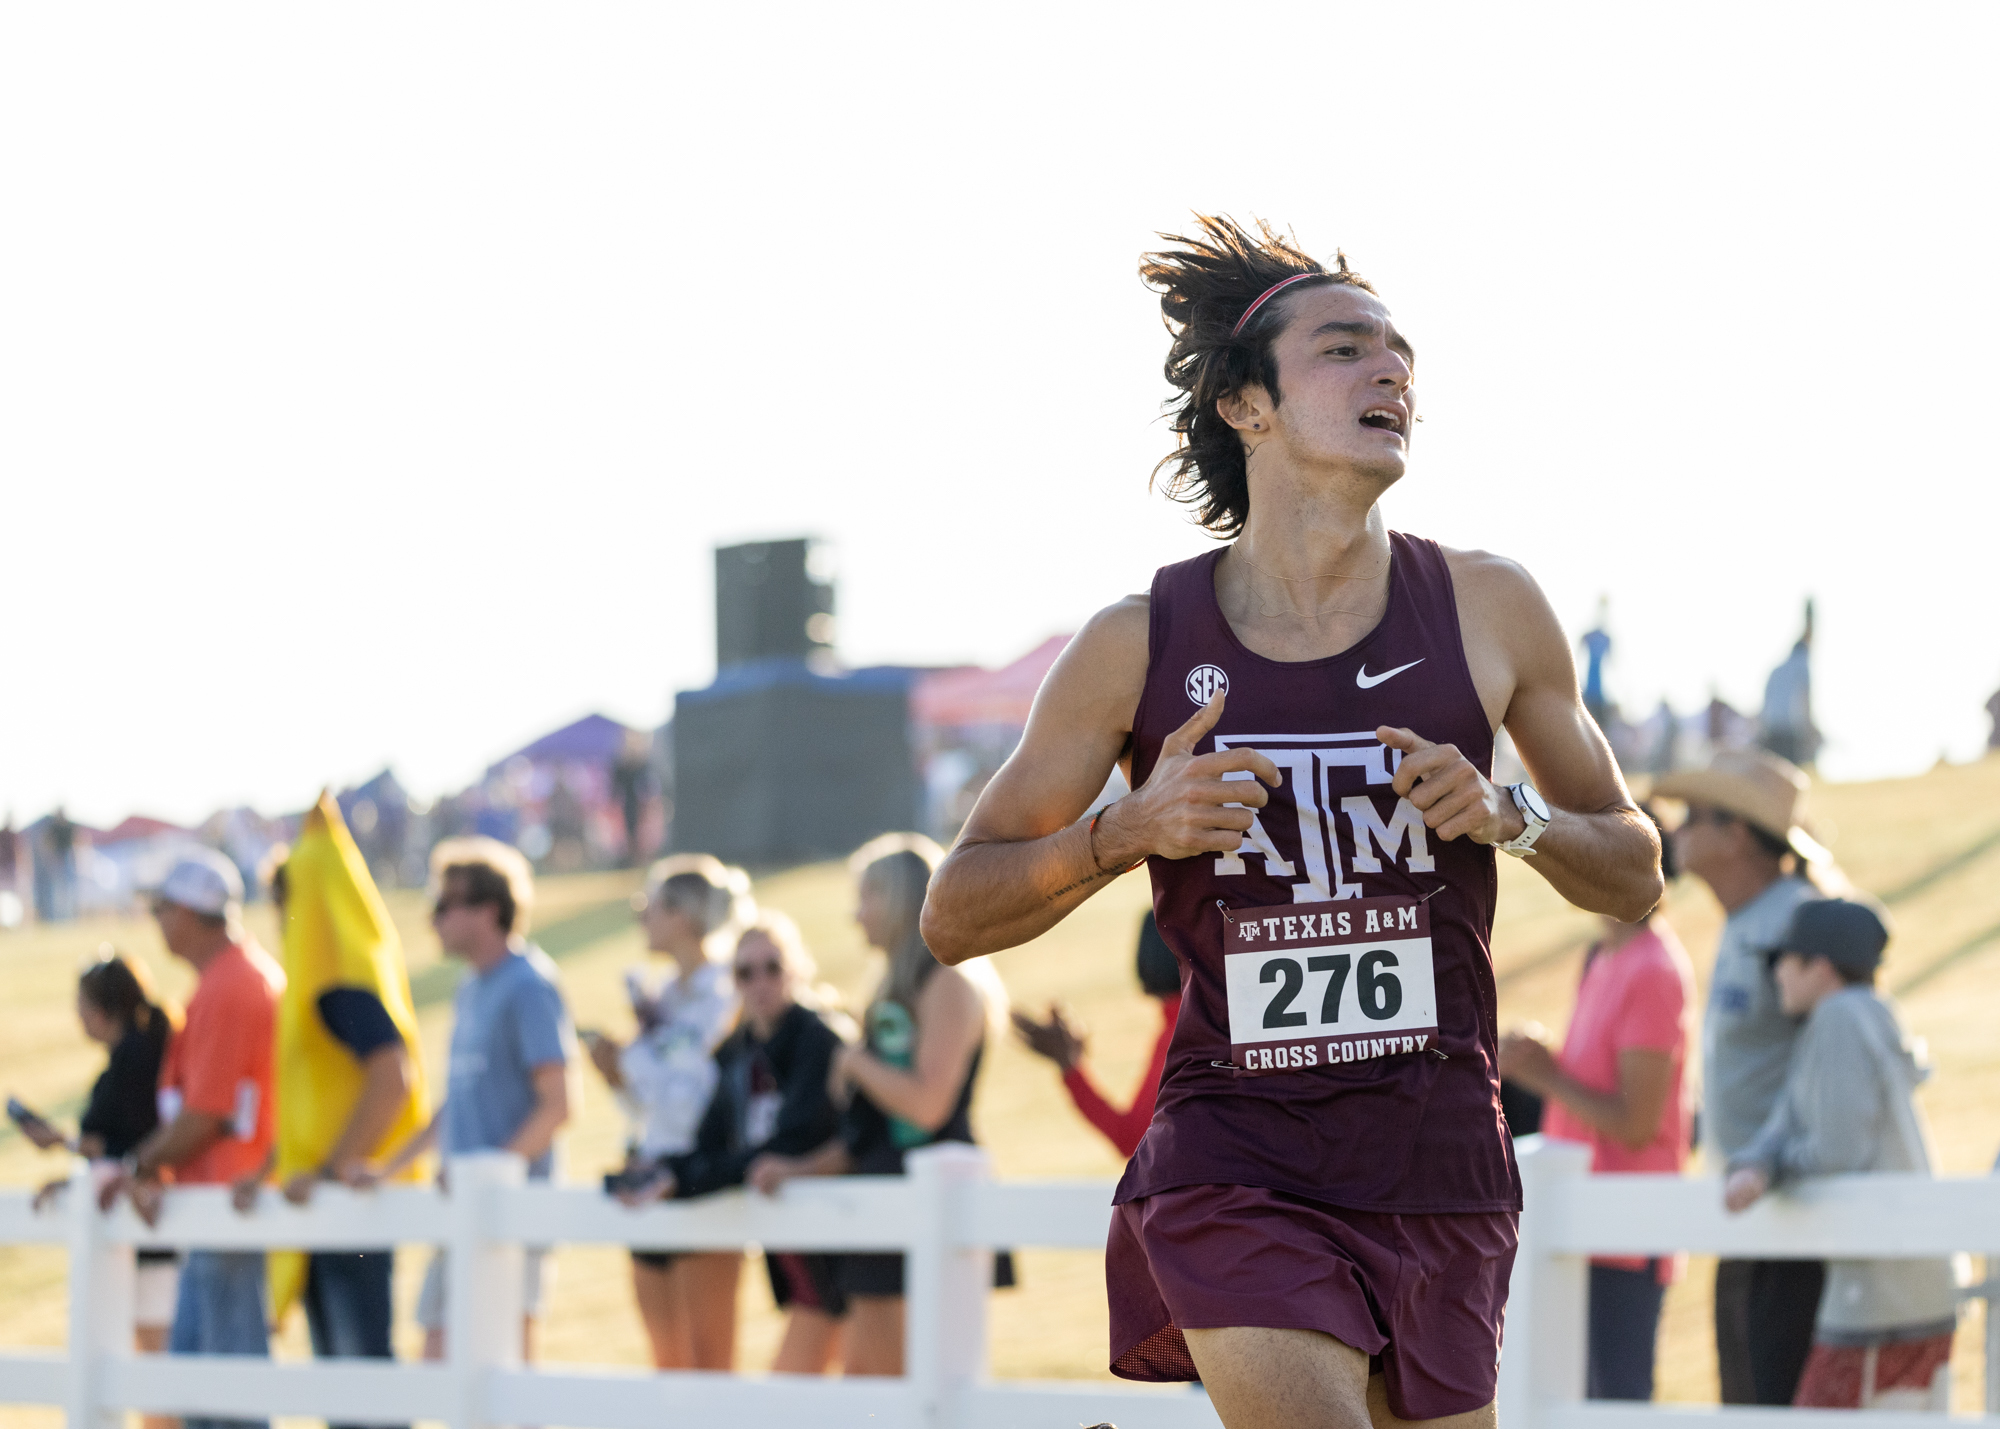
top-left (1222, 895), bottom-right (1440, 1075)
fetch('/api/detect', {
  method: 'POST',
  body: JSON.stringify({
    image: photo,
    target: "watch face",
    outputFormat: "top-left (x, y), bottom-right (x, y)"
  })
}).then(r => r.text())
top-left (1519, 784), bottom-right (1552, 822)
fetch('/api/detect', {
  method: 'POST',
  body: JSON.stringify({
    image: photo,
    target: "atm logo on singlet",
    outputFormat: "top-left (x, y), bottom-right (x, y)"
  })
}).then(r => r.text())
top-left (1213, 730), bottom-right (1432, 901)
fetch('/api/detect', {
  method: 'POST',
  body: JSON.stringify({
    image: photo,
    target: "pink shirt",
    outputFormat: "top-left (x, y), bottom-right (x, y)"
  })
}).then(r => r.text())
top-left (1543, 923), bottom-right (1694, 1176)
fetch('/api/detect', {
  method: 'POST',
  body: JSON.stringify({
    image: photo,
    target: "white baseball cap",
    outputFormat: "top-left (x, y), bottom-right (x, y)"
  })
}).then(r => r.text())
top-left (152, 848), bottom-right (244, 918)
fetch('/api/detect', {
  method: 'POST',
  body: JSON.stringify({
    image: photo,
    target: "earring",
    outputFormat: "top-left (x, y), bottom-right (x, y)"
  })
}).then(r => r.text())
top-left (1251, 422), bottom-right (1262, 430)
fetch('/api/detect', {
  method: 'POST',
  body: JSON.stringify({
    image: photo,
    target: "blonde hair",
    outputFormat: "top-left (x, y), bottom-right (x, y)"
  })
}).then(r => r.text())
top-left (429, 836), bottom-right (536, 935)
top-left (645, 853), bottom-right (755, 959)
top-left (852, 832), bottom-right (1007, 1033)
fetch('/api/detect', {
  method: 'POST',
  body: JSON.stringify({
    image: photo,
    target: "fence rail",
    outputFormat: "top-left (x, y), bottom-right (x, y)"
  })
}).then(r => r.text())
top-left (1, 1139), bottom-right (1996, 1428)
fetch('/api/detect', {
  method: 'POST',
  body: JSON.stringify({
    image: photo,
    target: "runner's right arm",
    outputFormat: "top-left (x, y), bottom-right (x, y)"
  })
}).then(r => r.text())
top-left (923, 597), bottom-right (1279, 963)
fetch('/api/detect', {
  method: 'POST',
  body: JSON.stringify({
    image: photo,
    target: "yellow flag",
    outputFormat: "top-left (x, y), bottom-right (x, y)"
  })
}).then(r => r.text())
top-left (270, 790), bottom-right (431, 1321)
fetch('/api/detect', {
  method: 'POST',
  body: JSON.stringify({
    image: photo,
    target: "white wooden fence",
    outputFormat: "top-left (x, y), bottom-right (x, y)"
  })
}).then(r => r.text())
top-left (1510, 1136), bottom-right (2000, 1429)
top-left (0, 1146), bottom-right (1218, 1429)
top-left (1, 1137), bottom-right (1997, 1429)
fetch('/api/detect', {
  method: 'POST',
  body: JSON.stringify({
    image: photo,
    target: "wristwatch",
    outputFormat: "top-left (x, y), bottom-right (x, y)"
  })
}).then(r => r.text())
top-left (1497, 782), bottom-right (1552, 858)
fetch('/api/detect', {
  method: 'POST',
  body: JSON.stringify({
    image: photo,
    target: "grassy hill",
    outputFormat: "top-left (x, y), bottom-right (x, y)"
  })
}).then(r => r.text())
top-left (3, 753), bottom-right (1998, 1423)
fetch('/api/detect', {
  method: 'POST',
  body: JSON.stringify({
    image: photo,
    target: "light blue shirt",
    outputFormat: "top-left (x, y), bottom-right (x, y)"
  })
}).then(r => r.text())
top-left (1701, 875), bottom-right (1818, 1160)
top-left (442, 945), bottom-right (572, 1179)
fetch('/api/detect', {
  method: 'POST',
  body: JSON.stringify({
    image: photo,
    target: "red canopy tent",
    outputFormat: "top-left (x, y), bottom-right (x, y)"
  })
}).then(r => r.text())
top-left (910, 635), bottom-right (1070, 731)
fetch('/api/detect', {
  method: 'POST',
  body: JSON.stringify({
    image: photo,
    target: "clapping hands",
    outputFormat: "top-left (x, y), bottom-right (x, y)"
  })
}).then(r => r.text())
top-left (1011, 1004), bottom-right (1086, 1071)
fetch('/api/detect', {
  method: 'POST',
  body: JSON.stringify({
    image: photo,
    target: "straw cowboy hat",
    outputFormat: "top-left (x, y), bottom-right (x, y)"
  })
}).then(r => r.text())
top-left (1653, 747), bottom-right (1830, 863)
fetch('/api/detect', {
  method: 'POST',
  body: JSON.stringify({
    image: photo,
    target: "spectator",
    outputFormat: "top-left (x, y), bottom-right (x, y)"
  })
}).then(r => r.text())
top-left (1724, 899), bottom-right (1957, 1411)
top-left (369, 838), bottom-right (572, 1362)
top-left (24, 949), bottom-right (181, 1429)
top-left (621, 913), bottom-right (853, 1373)
top-left (35, 808), bottom-right (78, 923)
top-left (1758, 600), bottom-right (1822, 768)
top-left (584, 854), bottom-right (750, 1370)
top-left (1011, 912), bottom-right (1182, 1158)
top-left (612, 728), bottom-right (656, 866)
top-left (1499, 818), bottom-right (1695, 1402)
top-left (0, 813), bottom-right (22, 927)
top-left (749, 834), bottom-right (1009, 1377)
top-left (98, 851), bottom-right (284, 1429)
top-left (1655, 746), bottom-right (1831, 1407)
top-left (247, 799), bottom-right (429, 1429)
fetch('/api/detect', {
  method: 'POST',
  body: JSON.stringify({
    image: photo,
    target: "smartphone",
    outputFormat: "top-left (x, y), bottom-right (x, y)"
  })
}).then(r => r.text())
top-left (603, 1166), bottom-right (660, 1195)
top-left (6, 1096), bottom-right (57, 1139)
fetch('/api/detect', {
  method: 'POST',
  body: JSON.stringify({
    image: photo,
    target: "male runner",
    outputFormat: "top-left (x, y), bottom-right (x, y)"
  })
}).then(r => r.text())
top-left (923, 216), bottom-right (1663, 1429)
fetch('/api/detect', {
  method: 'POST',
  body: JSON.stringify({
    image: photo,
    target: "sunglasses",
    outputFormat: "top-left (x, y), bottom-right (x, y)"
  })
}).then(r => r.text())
top-left (734, 960), bottom-right (784, 984)
top-left (432, 895), bottom-right (490, 919)
top-left (1680, 807), bottom-right (1738, 830)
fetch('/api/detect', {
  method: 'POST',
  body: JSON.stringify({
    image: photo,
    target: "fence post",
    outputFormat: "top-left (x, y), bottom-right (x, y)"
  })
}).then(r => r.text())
top-left (63, 1159), bottom-right (134, 1429)
top-left (1498, 1137), bottom-right (1589, 1429)
top-left (1987, 1256), bottom-right (1999, 1416)
top-left (904, 1145), bottom-right (992, 1429)
top-left (444, 1153), bottom-right (526, 1429)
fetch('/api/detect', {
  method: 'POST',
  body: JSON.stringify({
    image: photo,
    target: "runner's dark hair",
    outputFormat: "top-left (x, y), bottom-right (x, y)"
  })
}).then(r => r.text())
top-left (1141, 215), bottom-right (1374, 537)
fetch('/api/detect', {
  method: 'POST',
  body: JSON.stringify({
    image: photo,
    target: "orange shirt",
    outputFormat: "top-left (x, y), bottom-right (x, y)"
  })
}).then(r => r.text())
top-left (157, 942), bottom-right (285, 1184)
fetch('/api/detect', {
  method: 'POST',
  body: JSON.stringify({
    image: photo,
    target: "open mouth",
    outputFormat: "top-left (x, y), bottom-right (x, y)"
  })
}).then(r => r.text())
top-left (1359, 406), bottom-right (1406, 436)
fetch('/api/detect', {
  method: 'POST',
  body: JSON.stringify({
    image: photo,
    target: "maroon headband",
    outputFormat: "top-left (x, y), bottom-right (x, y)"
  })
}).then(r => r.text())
top-left (1230, 271), bottom-right (1325, 339)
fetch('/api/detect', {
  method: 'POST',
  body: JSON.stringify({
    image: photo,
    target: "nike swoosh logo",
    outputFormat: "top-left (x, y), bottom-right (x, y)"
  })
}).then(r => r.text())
top-left (1356, 659), bottom-right (1424, 689)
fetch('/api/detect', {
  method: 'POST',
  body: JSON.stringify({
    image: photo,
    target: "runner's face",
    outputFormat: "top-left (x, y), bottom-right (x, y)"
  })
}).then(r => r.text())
top-left (1258, 286), bottom-right (1415, 484)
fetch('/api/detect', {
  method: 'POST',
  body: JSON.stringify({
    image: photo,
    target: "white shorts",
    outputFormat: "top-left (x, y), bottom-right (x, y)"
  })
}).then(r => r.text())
top-left (135, 1258), bottom-right (181, 1330)
top-left (415, 1248), bottom-right (551, 1331)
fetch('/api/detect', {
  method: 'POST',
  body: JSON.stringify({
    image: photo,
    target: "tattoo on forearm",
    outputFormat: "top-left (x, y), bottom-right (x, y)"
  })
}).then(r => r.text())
top-left (1044, 866), bottom-right (1116, 902)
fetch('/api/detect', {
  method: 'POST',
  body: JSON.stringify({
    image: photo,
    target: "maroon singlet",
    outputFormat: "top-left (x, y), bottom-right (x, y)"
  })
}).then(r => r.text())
top-left (1114, 532), bottom-right (1520, 1215)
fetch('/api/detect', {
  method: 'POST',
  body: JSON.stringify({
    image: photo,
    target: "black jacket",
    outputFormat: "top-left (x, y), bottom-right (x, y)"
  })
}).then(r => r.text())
top-left (79, 1017), bottom-right (168, 1159)
top-left (668, 1003), bottom-right (844, 1198)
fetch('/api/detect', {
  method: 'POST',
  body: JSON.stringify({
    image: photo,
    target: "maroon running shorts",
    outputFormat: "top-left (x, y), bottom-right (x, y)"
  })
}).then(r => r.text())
top-left (1107, 1182), bottom-right (1518, 1420)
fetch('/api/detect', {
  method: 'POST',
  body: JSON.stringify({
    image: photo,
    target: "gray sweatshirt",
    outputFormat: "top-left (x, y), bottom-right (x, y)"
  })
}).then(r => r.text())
top-left (1729, 986), bottom-right (1957, 1344)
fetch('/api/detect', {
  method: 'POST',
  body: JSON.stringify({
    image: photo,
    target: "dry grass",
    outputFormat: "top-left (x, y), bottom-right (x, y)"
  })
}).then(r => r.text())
top-left (4, 752), bottom-right (1999, 1423)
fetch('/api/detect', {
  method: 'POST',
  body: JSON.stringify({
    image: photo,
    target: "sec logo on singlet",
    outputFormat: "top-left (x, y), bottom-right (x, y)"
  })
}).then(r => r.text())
top-left (1186, 664), bottom-right (1229, 704)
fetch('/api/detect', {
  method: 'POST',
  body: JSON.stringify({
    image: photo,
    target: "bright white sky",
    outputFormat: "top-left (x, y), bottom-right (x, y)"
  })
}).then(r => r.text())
top-left (4, 4), bottom-right (1995, 829)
